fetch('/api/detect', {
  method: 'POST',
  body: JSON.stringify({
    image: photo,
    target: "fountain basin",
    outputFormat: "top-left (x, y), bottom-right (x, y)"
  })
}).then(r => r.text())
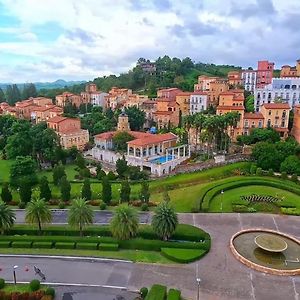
top-left (230, 229), bottom-right (300, 275)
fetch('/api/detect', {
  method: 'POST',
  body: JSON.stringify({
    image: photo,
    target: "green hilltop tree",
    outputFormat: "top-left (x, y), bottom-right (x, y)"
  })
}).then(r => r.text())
top-left (39, 176), bottom-right (52, 201)
top-left (1, 183), bottom-right (12, 204)
top-left (81, 178), bottom-right (92, 201)
top-left (60, 176), bottom-right (71, 202)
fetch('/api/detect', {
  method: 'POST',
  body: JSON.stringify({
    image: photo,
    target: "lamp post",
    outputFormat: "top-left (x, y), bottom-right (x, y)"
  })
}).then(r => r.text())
top-left (221, 190), bottom-right (224, 211)
top-left (13, 265), bottom-right (18, 285)
top-left (196, 277), bottom-right (201, 300)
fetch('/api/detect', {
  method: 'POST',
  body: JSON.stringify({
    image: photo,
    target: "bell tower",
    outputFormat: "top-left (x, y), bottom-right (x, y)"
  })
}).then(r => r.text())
top-left (117, 109), bottom-right (130, 131)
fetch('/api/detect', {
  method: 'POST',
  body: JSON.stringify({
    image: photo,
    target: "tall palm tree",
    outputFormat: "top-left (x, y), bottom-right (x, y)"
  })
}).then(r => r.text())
top-left (110, 206), bottom-right (139, 240)
top-left (193, 113), bottom-right (206, 152)
top-left (0, 201), bottom-right (15, 234)
top-left (68, 198), bottom-right (93, 236)
top-left (25, 198), bottom-right (52, 234)
top-left (151, 201), bottom-right (178, 241)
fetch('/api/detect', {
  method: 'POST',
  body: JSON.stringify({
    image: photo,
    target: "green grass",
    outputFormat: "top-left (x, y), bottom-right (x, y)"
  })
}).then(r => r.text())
top-left (0, 247), bottom-right (172, 264)
top-left (0, 159), bottom-right (13, 182)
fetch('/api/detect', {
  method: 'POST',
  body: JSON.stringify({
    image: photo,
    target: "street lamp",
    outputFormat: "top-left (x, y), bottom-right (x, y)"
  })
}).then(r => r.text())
top-left (220, 190), bottom-right (224, 211)
top-left (196, 277), bottom-right (201, 300)
top-left (13, 265), bottom-right (18, 285)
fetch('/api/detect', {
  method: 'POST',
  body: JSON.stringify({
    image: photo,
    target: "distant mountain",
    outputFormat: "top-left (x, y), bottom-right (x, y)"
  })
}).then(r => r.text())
top-left (0, 79), bottom-right (86, 91)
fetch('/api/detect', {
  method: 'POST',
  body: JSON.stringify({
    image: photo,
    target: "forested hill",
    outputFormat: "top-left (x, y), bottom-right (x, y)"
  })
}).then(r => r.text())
top-left (38, 56), bottom-right (242, 99)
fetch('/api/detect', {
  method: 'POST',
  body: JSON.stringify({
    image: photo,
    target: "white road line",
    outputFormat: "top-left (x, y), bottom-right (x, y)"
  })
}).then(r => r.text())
top-left (291, 277), bottom-right (299, 300)
top-left (237, 213), bottom-right (243, 229)
top-left (249, 272), bottom-right (256, 300)
top-left (272, 216), bottom-right (279, 231)
top-left (4, 280), bottom-right (128, 290)
top-left (0, 254), bottom-right (132, 264)
top-left (193, 213), bottom-right (196, 227)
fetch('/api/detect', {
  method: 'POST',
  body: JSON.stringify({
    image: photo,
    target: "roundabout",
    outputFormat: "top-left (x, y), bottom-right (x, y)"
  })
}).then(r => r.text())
top-left (230, 229), bottom-right (300, 275)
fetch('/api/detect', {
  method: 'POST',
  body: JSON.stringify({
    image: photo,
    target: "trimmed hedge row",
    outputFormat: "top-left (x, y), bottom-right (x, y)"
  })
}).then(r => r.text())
top-left (161, 248), bottom-right (207, 263)
top-left (145, 284), bottom-right (167, 300)
top-left (167, 289), bottom-right (181, 300)
top-left (198, 176), bottom-right (300, 212)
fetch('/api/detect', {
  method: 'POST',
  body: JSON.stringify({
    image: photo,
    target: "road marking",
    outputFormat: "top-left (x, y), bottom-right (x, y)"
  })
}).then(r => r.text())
top-left (4, 280), bottom-right (128, 290)
top-left (0, 254), bottom-right (132, 264)
top-left (272, 216), bottom-right (279, 231)
top-left (291, 277), bottom-right (299, 300)
top-left (237, 213), bottom-right (243, 229)
top-left (193, 213), bottom-right (196, 227)
top-left (249, 272), bottom-right (256, 300)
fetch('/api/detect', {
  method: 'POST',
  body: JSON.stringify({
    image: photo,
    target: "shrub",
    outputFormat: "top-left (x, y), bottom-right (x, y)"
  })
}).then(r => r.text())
top-left (45, 287), bottom-right (55, 297)
top-left (0, 278), bottom-right (5, 289)
top-left (281, 207), bottom-right (300, 216)
top-left (268, 169), bottom-right (274, 177)
top-left (11, 241), bottom-right (32, 248)
top-left (99, 202), bottom-right (107, 210)
top-left (110, 200), bottom-right (118, 206)
top-left (141, 204), bottom-right (149, 211)
top-left (256, 167), bottom-right (263, 176)
top-left (161, 248), bottom-right (207, 263)
top-left (281, 172), bottom-right (288, 179)
top-left (76, 242), bottom-right (98, 250)
top-left (291, 174), bottom-right (298, 183)
top-left (29, 279), bottom-right (40, 291)
top-left (0, 241), bottom-right (11, 248)
top-left (250, 164), bottom-right (257, 175)
top-left (48, 199), bottom-right (59, 206)
top-left (89, 200), bottom-right (100, 206)
top-left (140, 287), bottom-right (148, 299)
top-left (18, 202), bottom-right (26, 209)
top-left (99, 243), bottom-right (119, 251)
top-left (145, 284), bottom-right (167, 300)
top-left (58, 202), bottom-right (65, 209)
top-left (167, 289), bottom-right (181, 300)
top-left (32, 242), bottom-right (53, 249)
top-left (55, 242), bottom-right (75, 249)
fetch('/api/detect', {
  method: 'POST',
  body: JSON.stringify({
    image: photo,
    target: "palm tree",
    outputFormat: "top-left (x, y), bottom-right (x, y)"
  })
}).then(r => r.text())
top-left (151, 201), bottom-right (178, 240)
top-left (25, 198), bottom-right (52, 234)
top-left (68, 198), bottom-right (93, 236)
top-left (0, 201), bottom-right (15, 234)
top-left (110, 206), bottom-right (139, 240)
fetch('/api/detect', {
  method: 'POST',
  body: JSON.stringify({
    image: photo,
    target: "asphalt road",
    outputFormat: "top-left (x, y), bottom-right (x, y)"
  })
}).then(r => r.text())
top-left (13, 209), bottom-right (151, 224)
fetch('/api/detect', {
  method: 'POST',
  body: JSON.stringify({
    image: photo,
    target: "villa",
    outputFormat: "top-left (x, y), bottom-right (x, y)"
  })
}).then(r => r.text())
top-left (91, 112), bottom-right (190, 176)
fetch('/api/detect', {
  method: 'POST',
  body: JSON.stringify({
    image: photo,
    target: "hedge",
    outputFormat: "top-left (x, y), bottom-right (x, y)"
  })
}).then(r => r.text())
top-left (161, 248), bottom-right (207, 263)
top-left (0, 241), bottom-right (11, 248)
top-left (281, 207), bottom-right (300, 216)
top-left (167, 289), bottom-right (181, 300)
top-left (11, 241), bottom-right (32, 248)
top-left (99, 243), bottom-right (119, 251)
top-left (145, 284), bottom-right (167, 300)
top-left (76, 242), bottom-right (98, 250)
top-left (32, 241), bottom-right (53, 249)
top-left (198, 176), bottom-right (300, 212)
top-left (55, 242), bottom-right (75, 249)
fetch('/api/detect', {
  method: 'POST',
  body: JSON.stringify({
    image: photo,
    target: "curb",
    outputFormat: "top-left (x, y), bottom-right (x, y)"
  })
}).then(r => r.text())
top-left (0, 254), bottom-right (133, 264)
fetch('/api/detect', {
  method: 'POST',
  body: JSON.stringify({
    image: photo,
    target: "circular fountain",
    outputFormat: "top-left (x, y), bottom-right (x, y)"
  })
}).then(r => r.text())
top-left (230, 229), bottom-right (300, 275)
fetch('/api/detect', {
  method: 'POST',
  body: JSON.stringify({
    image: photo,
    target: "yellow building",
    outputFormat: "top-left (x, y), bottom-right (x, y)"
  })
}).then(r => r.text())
top-left (175, 92), bottom-right (191, 116)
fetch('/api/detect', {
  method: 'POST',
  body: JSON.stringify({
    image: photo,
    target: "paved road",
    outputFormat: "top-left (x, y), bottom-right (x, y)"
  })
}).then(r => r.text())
top-left (4, 213), bottom-right (300, 300)
top-left (13, 209), bottom-right (151, 224)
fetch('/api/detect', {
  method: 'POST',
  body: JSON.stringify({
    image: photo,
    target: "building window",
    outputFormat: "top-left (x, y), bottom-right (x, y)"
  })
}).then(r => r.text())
top-left (258, 120), bottom-right (262, 128)
top-left (268, 110), bottom-right (271, 116)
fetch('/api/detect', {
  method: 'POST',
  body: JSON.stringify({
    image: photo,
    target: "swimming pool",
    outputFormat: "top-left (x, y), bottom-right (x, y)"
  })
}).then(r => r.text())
top-left (150, 155), bottom-right (175, 164)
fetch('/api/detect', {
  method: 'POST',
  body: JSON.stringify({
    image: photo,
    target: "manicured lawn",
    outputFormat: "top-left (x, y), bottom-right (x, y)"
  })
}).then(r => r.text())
top-left (0, 247), bottom-right (172, 264)
top-left (209, 185), bottom-right (300, 212)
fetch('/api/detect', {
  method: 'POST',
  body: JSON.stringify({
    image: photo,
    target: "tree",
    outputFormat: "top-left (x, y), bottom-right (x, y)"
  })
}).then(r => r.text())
top-left (125, 107), bottom-right (146, 131)
top-left (75, 153), bottom-right (86, 169)
top-left (1, 183), bottom-right (12, 203)
top-left (0, 88), bottom-right (6, 103)
top-left (0, 201), bottom-right (15, 234)
top-left (163, 188), bottom-right (170, 202)
top-left (113, 132), bottom-right (134, 152)
top-left (139, 181), bottom-right (150, 203)
top-left (120, 180), bottom-right (131, 202)
top-left (68, 198), bottom-right (93, 236)
top-left (116, 157), bottom-right (128, 178)
top-left (81, 178), bottom-right (92, 200)
top-left (19, 178), bottom-right (32, 203)
top-left (102, 176), bottom-right (112, 204)
top-left (110, 206), bottom-right (139, 240)
top-left (280, 155), bottom-right (300, 175)
top-left (151, 201), bottom-right (178, 240)
top-left (60, 176), bottom-right (71, 201)
top-left (39, 176), bottom-right (52, 201)
top-left (53, 164), bottom-right (66, 185)
top-left (25, 198), bottom-right (52, 234)
top-left (22, 83), bottom-right (37, 99)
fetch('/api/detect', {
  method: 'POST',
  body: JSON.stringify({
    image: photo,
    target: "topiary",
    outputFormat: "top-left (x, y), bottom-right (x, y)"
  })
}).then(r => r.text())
top-left (141, 203), bottom-right (149, 211)
top-left (99, 202), bottom-right (107, 210)
top-left (58, 202), bottom-right (65, 209)
top-left (45, 287), bottom-right (55, 297)
top-left (291, 174), bottom-right (298, 183)
top-left (18, 202), bottom-right (26, 209)
top-left (140, 287), bottom-right (148, 299)
top-left (0, 278), bottom-right (5, 289)
top-left (268, 169), bottom-right (274, 177)
top-left (281, 171), bottom-right (288, 179)
top-left (256, 167), bottom-right (263, 176)
top-left (29, 279), bottom-right (40, 291)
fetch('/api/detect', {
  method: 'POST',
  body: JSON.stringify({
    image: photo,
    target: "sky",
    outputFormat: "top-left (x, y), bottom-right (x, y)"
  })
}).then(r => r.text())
top-left (0, 0), bottom-right (299, 83)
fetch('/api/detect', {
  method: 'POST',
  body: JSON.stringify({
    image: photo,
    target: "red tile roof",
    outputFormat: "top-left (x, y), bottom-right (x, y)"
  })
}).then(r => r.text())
top-left (191, 91), bottom-right (208, 95)
top-left (127, 133), bottom-right (177, 147)
top-left (262, 103), bottom-right (290, 109)
top-left (217, 105), bottom-right (245, 110)
top-left (153, 111), bottom-right (173, 115)
top-left (94, 130), bottom-right (152, 141)
top-left (176, 92), bottom-right (191, 96)
top-left (47, 116), bottom-right (68, 123)
top-left (244, 112), bottom-right (264, 119)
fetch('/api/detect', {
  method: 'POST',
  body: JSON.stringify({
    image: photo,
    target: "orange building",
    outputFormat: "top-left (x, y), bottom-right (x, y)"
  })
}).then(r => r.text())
top-left (15, 100), bottom-right (37, 119)
top-left (175, 92), bottom-right (191, 116)
top-left (105, 87), bottom-right (133, 110)
top-left (291, 105), bottom-right (300, 143)
top-left (157, 88), bottom-right (182, 101)
top-left (260, 103), bottom-right (290, 137)
top-left (55, 92), bottom-right (83, 108)
top-left (227, 71), bottom-right (242, 87)
top-left (209, 80), bottom-right (229, 106)
top-left (47, 116), bottom-right (89, 150)
top-left (31, 105), bottom-right (63, 124)
top-left (280, 60), bottom-right (300, 78)
top-left (194, 76), bottom-right (219, 92)
top-left (153, 98), bottom-right (180, 129)
top-left (243, 112), bottom-right (264, 135)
